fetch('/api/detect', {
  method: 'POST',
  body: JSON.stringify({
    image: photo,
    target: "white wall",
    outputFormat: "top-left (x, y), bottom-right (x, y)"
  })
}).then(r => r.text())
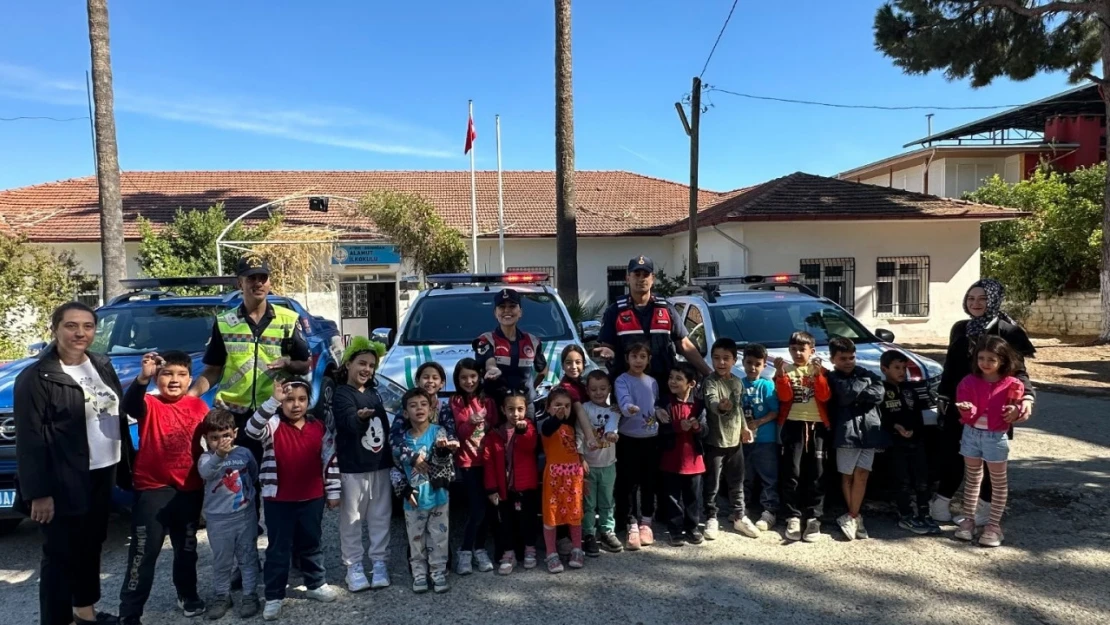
top-left (858, 157), bottom-right (1018, 199)
top-left (673, 223), bottom-right (748, 278)
top-left (943, 157), bottom-right (1007, 198)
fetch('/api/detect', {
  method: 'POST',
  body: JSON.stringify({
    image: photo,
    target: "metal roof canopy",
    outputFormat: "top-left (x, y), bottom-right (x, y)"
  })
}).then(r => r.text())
top-left (904, 83), bottom-right (1104, 148)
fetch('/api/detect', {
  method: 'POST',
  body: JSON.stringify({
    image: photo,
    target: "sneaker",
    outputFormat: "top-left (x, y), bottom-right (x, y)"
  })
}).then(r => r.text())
top-left (412, 574), bottom-right (429, 593)
top-left (898, 516), bottom-right (931, 535)
top-left (954, 518), bottom-right (975, 541)
top-left (262, 600), bottom-right (282, 621)
top-left (474, 549), bottom-right (494, 573)
top-left (785, 517), bottom-right (803, 541)
top-left (583, 534), bottom-right (600, 557)
top-left (178, 597), bottom-right (206, 618)
top-left (974, 500), bottom-right (991, 527)
top-left (455, 550), bottom-right (474, 575)
top-left (523, 547), bottom-right (538, 569)
top-left (802, 518), bottom-right (823, 543)
top-left (545, 553), bottom-right (564, 574)
top-left (498, 553), bottom-right (516, 575)
top-left (625, 525), bottom-right (642, 551)
top-left (929, 495), bottom-right (953, 523)
top-left (978, 524), bottom-right (1004, 548)
top-left (600, 532), bottom-right (624, 553)
top-left (733, 514), bottom-right (761, 538)
top-left (431, 571), bottom-right (450, 593)
top-left (206, 597), bottom-right (231, 621)
top-left (370, 560), bottom-right (391, 589)
top-left (239, 595), bottom-right (260, 619)
top-left (923, 516), bottom-right (944, 535)
top-left (669, 533), bottom-right (686, 547)
top-left (639, 519), bottom-right (655, 546)
top-left (687, 529), bottom-right (705, 545)
top-left (569, 548), bottom-right (585, 569)
top-left (346, 562), bottom-right (370, 592)
top-left (756, 511), bottom-right (776, 532)
top-left (836, 514), bottom-right (857, 541)
top-left (856, 515), bottom-right (869, 540)
top-left (704, 518), bottom-right (720, 541)
top-left (305, 584), bottom-right (338, 603)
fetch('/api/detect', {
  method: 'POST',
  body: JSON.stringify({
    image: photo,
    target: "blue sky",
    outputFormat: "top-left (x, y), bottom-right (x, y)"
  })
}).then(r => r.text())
top-left (0, 0), bottom-right (1080, 192)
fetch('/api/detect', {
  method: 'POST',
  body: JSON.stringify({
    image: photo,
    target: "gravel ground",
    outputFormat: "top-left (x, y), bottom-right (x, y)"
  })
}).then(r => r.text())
top-left (1, 391), bottom-right (1107, 625)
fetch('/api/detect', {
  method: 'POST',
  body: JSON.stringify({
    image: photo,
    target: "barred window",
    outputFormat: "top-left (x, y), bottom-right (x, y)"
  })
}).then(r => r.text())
top-left (875, 256), bottom-right (930, 317)
top-left (606, 266), bottom-right (627, 304)
top-left (696, 262), bottom-right (720, 278)
top-left (799, 258), bottom-right (855, 313)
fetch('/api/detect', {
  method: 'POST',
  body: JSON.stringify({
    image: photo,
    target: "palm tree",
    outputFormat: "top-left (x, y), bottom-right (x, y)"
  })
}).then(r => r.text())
top-left (554, 0), bottom-right (579, 301)
top-left (87, 0), bottom-right (126, 300)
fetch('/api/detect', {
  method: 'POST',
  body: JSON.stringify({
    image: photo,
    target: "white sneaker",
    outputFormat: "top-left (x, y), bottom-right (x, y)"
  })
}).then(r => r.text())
top-left (785, 517), bottom-right (802, 541)
top-left (370, 560), bottom-right (391, 589)
top-left (802, 518), bottom-right (824, 543)
top-left (346, 563), bottom-right (370, 592)
top-left (733, 515), bottom-right (761, 538)
top-left (704, 518), bottom-right (720, 540)
top-left (262, 600), bottom-right (282, 621)
top-left (455, 550), bottom-right (474, 575)
top-left (305, 584), bottom-right (338, 603)
top-left (756, 511), bottom-right (776, 531)
top-left (855, 515), bottom-right (869, 540)
top-left (930, 495), bottom-right (953, 523)
top-left (837, 514), bottom-right (858, 541)
top-left (474, 549), bottom-right (494, 573)
top-left (974, 500), bottom-right (991, 527)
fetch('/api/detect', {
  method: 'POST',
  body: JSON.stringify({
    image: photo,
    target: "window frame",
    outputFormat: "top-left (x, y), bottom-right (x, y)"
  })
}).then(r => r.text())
top-left (874, 256), bottom-right (930, 318)
top-left (798, 258), bottom-right (856, 314)
top-left (606, 265), bottom-right (628, 305)
top-left (695, 262), bottom-right (720, 279)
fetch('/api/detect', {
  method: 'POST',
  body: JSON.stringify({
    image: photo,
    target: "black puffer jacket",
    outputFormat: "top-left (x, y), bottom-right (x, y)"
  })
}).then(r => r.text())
top-left (827, 366), bottom-right (889, 450)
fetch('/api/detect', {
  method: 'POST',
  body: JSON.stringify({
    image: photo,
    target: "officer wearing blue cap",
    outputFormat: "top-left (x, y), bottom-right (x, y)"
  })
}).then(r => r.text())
top-left (474, 287), bottom-right (547, 415)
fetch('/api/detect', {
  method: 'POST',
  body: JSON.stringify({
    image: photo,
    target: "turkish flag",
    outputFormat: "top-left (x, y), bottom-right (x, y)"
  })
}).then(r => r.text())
top-left (464, 113), bottom-right (477, 154)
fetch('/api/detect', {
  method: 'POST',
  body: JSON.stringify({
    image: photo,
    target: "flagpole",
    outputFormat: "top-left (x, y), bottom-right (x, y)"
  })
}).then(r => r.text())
top-left (468, 100), bottom-right (479, 273)
top-left (495, 114), bottom-right (505, 273)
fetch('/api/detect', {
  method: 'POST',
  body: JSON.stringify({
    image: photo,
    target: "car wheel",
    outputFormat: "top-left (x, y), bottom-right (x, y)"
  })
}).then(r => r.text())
top-left (312, 375), bottom-right (337, 429)
top-left (0, 518), bottom-right (22, 536)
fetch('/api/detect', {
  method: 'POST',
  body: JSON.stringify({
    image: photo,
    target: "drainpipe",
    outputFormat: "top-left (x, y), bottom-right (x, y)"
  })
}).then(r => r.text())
top-left (922, 148), bottom-right (937, 194)
top-left (712, 225), bottom-right (750, 274)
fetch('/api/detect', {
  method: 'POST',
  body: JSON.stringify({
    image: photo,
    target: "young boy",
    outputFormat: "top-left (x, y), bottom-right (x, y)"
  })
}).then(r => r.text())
top-left (196, 409), bottom-right (261, 619)
top-left (826, 337), bottom-right (888, 542)
top-left (656, 362), bottom-right (708, 546)
top-left (740, 344), bottom-right (780, 531)
top-left (393, 388), bottom-right (458, 593)
top-left (701, 338), bottom-right (756, 540)
top-left (773, 331), bottom-right (832, 543)
top-left (879, 350), bottom-right (941, 535)
top-left (578, 370), bottom-right (622, 556)
top-left (614, 342), bottom-right (660, 550)
top-left (118, 351), bottom-right (210, 624)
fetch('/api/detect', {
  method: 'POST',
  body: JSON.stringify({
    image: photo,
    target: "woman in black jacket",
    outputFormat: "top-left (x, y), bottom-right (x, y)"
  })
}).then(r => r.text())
top-left (15, 302), bottom-right (129, 625)
top-left (930, 279), bottom-right (1036, 525)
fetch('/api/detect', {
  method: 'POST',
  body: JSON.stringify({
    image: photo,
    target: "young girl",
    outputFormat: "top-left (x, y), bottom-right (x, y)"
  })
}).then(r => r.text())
top-left (579, 370), bottom-right (622, 556)
top-left (331, 337), bottom-right (392, 593)
top-left (559, 345), bottom-right (600, 450)
top-left (954, 336), bottom-right (1025, 548)
top-left (447, 358), bottom-right (499, 575)
top-left (481, 389), bottom-right (540, 575)
top-left (614, 342), bottom-right (660, 550)
top-left (539, 387), bottom-right (587, 573)
top-left (390, 361), bottom-right (455, 451)
top-left (245, 380), bottom-right (340, 621)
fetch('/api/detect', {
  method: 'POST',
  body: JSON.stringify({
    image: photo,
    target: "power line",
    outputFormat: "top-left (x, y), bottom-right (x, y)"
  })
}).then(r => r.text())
top-left (700, 0), bottom-right (740, 79)
top-left (0, 115), bottom-right (90, 122)
top-left (705, 87), bottom-right (1030, 111)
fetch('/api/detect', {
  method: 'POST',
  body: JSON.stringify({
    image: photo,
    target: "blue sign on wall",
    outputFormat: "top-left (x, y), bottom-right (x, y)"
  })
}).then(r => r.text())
top-left (332, 244), bottom-right (401, 265)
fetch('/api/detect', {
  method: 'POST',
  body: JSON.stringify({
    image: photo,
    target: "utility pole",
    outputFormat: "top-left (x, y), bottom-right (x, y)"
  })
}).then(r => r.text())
top-left (675, 76), bottom-right (701, 283)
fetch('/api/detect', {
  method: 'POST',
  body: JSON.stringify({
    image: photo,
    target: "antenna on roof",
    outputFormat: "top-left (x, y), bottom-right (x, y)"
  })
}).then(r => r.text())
top-left (926, 113), bottom-right (934, 146)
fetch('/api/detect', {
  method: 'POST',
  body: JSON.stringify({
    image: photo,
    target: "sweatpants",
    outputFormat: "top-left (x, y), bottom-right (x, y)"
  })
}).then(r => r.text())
top-left (937, 414), bottom-right (993, 502)
top-left (262, 498), bottom-right (326, 601)
top-left (703, 444), bottom-right (745, 521)
top-left (662, 473), bottom-right (703, 535)
top-left (615, 436), bottom-right (659, 527)
top-left (780, 420), bottom-right (831, 521)
top-left (493, 490), bottom-right (539, 562)
top-left (582, 463), bottom-right (617, 537)
top-left (744, 442), bottom-right (780, 514)
top-left (118, 487), bottom-right (203, 620)
top-left (458, 466), bottom-right (491, 552)
top-left (404, 503), bottom-right (450, 578)
top-left (206, 508), bottom-right (260, 598)
top-left (339, 470), bottom-right (393, 566)
top-left (890, 443), bottom-right (931, 518)
top-left (39, 466), bottom-right (114, 625)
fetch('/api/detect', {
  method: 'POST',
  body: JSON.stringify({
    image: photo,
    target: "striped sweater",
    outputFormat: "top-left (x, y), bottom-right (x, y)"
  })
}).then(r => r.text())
top-left (244, 398), bottom-right (340, 501)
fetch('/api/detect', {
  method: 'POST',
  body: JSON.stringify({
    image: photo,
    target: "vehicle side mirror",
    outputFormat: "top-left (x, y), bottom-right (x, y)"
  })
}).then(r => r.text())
top-left (579, 320), bottom-right (601, 343)
top-left (27, 341), bottom-right (47, 355)
top-left (875, 328), bottom-right (896, 343)
top-left (371, 327), bottom-right (395, 347)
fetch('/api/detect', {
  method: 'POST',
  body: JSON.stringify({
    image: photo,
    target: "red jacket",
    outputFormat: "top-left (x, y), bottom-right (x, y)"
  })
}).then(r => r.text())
top-left (481, 421), bottom-right (539, 498)
top-left (449, 394), bottom-right (499, 468)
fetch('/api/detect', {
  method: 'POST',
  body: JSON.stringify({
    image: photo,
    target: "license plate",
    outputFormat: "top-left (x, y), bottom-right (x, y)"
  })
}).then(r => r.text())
top-left (0, 489), bottom-right (15, 509)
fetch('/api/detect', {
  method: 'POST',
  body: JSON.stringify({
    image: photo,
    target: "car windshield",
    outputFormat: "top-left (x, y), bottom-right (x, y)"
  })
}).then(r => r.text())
top-left (401, 291), bottom-right (573, 344)
top-left (708, 299), bottom-right (873, 349)
top-left (90, 305), bottom-right (221, 355)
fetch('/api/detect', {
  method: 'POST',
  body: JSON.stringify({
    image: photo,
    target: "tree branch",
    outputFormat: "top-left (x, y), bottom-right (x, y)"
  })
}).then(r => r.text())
top-left (980, 0), bottom-right (1100, 17)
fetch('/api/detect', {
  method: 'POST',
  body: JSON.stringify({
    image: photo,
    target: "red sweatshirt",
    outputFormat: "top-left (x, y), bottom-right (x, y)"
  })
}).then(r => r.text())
top-left (481, 421), bottom-right (539, 499)
top-left (126, 387), bottom-right (208, 492)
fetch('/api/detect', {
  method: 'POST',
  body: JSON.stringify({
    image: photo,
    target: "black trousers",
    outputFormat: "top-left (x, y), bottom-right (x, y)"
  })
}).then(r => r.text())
top-left (936, 413), bottom-right (992, 502)
top-left (703, 445), bottom-right (745, 520)
top-left (615, 436), bottom-right (660, 527)
top-left (780, 420), bottom-right (831, 521)
top-left (118, 487), bottom-right (203, 620)
top-left (662, 473), bottom-right (702, 535)
top-left (459, 467), bottom-right (491, 552)
top-left (493, 490), bottom-right (539, 562)
top-left (263, 498), bottom-right (326, 601)
top-left (889, 443), bottom-right (931, 518)
top-left (39, 466), bottom-right (114, 625)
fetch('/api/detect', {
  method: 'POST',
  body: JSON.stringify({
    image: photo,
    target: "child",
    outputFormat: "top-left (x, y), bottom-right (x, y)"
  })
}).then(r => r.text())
top-left (332, 337), bottom-right (393, 592)
top-left (879, 350), bottom-right (940, 535)
top-left (245, 380), bottom-right (340, 620)
top-left (117, 351), bottom-right (209, 623)
top-left (559, 344), bottom-right (601, 451)
top-left (655, 362), bottom-right (708, 546)
top-left (773, 331), bottom-right (832, 543)
top-left (447, 358), bottom-right (498, 575)
top-left (826, 338), bottom-right (887, 542)
top-left (391, 362), bottom-right (454, 448)
top-left (614, 341), bottom-right (660, 550)
top-left (393, 388), bottom-right (459, 593)
top-left (539, 388), bottom-right (587, 573)
top-left (740, 344), bottom-right (780, 531)
top-left (954, 336), bottom-right (1025, 548)
top-left (701, 338), bottom-right (757, 540)
top-left (482, 389), bottom-right (540, 575)
top-left (579, 370), bottom-right (622, 556)
top-left (196, 409), bottom-right (261, 619)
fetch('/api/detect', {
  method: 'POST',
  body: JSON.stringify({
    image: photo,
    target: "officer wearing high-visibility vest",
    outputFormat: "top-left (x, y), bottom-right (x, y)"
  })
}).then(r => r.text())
top-left (594, 255), bottom-right (711, 385)
top-left (474, 288), bottom-right (547, 414)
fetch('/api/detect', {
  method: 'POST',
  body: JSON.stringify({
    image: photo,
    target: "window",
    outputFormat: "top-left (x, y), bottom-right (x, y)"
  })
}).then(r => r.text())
top-left (799, 258), bottom-right (855, 313)
top-left (508, 266), bottom-right (555, 281)
top-left (90, 305), bottom-right (222, 355)
top-left (77, 275), bottom-right (102, 308)
top-left (696, 262), bottom-right (719, 278)
top-left (683, 305), bottom-right (707, 356)
top-left (606, 266), bottom-right (627, 304)
top-left (401, 291), bottom-right (572, 344)
top-left (875, 256), bottom-right (930, 317)
top-left (708, 300), bottom-right (873, 349)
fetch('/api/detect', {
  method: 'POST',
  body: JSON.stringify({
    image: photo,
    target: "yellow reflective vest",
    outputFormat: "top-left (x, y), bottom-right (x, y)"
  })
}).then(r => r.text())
top-left (214, 304), bottom-right (301, 413)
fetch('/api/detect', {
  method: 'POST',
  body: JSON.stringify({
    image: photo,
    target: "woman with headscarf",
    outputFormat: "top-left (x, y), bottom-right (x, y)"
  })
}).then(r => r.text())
top-left (930, 278), bottom-right (1036, 525)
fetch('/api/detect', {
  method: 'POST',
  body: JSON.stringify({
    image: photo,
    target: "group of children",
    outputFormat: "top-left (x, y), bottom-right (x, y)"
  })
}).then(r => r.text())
top-left (117, 325), bottom-right (1026, 621)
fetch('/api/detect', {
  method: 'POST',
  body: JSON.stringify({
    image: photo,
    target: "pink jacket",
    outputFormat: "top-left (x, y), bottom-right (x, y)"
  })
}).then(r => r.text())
top-left (955, 374), bottom-right (1024, 432)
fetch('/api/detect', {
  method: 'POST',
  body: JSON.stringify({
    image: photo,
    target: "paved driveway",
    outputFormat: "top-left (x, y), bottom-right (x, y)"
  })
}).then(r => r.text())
top-left (1, 392), bottom-right (1107, 625)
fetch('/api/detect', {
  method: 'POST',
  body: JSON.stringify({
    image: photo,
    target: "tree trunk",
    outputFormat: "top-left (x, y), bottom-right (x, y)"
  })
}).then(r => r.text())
top-left (554, 0), bottom-right (579, 301)
top-left (88, 0), bottom-right (126, 301)
top-left (1099, 3), bottom-right (1110, 343)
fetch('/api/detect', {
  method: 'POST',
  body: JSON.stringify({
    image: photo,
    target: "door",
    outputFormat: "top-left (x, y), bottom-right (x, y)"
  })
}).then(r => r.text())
top-left (366, 282), bottom-right (397, 331)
